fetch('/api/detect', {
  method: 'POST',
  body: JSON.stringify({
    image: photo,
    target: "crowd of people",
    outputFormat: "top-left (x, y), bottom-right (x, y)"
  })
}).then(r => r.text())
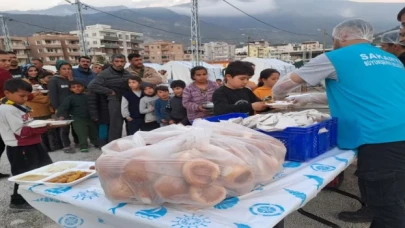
top-left (0, 50), bottom-right (279, 210)
top-left (2, 11), bottom-right (405, 227)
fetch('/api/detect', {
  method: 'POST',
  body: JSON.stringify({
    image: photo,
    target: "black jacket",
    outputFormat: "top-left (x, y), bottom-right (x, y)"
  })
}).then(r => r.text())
top-left (48, 75), bottom-right (71, 109)
top-left (88, 92), bottom-right (110, 124)
top-left (56, 93), bottom-right (90, 120)
top-left (213, 86), bottom-right (260, 116)
top-left (167, 96), bottom-right (189, 125)
top-left (88, 66), bottom-right (132, 99)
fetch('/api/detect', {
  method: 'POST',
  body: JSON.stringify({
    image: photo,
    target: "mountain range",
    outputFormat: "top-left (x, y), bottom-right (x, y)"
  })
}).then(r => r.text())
top-left (1, 0), bottom-right (403, 46)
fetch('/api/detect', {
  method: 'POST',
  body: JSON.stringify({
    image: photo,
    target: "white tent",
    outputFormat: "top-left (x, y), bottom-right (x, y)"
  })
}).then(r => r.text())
top-left (124, 63), bottom-right (163, 72)
top-left (161, 61), bottom-right (222, 85)
top-left (242, 57), bottom-right (296, 83)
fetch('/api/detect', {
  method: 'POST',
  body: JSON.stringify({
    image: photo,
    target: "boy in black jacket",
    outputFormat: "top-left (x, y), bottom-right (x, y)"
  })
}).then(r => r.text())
top-left (213, 61), bottom-right (267, 116)
top-left (167, 80), bottom-right (189, 125)
top-left (57, 81), bottom-right (97, 152)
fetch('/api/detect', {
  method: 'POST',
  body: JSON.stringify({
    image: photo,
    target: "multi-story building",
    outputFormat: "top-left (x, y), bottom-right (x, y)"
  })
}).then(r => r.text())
top-left (71, 24), bottom-right (143, 62)
top-left (144, 41), bottom-right (184, 64)
top-left (0, 37), bottom-right (31, 64)
top-left (28, 32), bottom-right (81, 65)
top-left (299, 41), bottom-right (323, 51)
top-left (247, 40), bottom-right (270, 58)
top-left (202, 42), bottom-right (235, 61)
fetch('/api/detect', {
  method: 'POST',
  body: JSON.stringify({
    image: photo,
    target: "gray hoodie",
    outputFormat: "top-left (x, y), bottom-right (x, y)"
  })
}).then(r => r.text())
top-left (48, 75), bottom-right (71, 109)
top-left (139, 95), bottom-right (158, 123)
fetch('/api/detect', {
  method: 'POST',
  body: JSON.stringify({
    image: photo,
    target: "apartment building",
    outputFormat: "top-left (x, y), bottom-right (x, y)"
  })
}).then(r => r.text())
top-left (71, 24), bottom-right (143, 61)
top-left (28, 32), bottom-right (81, 65)
top-left (202, 42), bottom-right (235, 61)
top-left (247, 40), bottom-right (270, 58)
top-left (144, 41), bottom-right (184, 64)
top-left (0, 37), bottom-right (31, 64)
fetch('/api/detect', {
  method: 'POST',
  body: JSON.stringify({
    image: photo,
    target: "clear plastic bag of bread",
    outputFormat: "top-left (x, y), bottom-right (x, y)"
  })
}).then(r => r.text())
top-left (96, 120), bottom-right (286, 208)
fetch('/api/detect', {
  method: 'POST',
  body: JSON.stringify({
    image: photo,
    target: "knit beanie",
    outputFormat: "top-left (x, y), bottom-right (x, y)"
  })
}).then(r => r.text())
top-left (56, 60), bottom-right (71, 71)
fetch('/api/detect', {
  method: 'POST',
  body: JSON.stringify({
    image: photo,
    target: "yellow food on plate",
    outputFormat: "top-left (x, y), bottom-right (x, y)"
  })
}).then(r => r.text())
top-left (46, 171), bottom-right (90, 183)
top-left (16, 174), bottom-right (48, 181)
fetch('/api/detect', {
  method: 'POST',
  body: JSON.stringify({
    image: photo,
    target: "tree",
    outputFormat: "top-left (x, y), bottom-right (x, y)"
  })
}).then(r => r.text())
top-left (95, 55), bottom-right (106, 64)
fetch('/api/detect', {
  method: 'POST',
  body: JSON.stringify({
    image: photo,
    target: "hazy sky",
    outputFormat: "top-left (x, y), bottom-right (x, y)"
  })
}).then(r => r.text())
top-left (0, 0), bottom-right (403, 11)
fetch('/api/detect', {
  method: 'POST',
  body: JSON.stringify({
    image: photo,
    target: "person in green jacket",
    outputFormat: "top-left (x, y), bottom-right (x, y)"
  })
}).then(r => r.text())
top-left (57, 80), bottom-right (98, 152)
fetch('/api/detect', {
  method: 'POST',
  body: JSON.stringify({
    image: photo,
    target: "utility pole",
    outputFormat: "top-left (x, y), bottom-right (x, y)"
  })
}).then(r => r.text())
top-left (191, 0), bottom-right (201, 67)
top-left (0, 15), bottom-right (12, 51)
top-left (70, 0), bottom-right (88, 56)
top-left (323, 28), bottom-right (326, 53)
top-left (247, 36), bottom-right (250, 57)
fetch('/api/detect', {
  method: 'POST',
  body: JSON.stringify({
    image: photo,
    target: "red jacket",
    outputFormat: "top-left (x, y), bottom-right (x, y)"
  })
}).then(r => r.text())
top-left (0, 68), bottom-right (12, 98)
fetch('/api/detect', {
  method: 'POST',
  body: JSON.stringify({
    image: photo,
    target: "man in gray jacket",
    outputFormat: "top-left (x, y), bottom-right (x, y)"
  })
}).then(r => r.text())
top-left (88, 54), bottom-right (131, 142)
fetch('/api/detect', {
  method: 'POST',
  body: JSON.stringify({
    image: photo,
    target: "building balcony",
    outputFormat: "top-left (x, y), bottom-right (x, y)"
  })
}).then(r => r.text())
top-left (16, 54), bottom-right (28, 59)
top-left (68, 52), bottom-right (81, 56)
top-left (130, 38), bottom-right (143, 43)
top-left (101, 36), bottom-right (119, 41)
top-left (12, 45), bottom-right (28, 50)
top-left (42, 52), bottom-right (64, 56)
top-left (101, 43), bottom-right (120, 48)
top-left (131, 47), bottom-right (143, 51)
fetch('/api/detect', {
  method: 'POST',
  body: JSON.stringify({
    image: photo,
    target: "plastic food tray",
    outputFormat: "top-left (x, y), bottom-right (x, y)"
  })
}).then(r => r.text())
top-left (205, 113), bottom-right (338, 162)
top-left (8, 161), bottom-right (95, 185)
top-left (26, 120), bottom-right (74, 128)
top-left (41, 169), bottom-right (96, 187)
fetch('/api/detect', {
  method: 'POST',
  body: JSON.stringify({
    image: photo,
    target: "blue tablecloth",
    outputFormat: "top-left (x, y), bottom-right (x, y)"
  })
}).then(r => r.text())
top-left (19, 148), bottom-right (355, 228)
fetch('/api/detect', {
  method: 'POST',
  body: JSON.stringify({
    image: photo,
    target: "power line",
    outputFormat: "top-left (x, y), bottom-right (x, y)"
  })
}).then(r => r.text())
top-left (79, 2), bottom-right (191, 37)
top-left (221, 0), bottom-right (316, 37)
top-left (7, 17), bottom-right (64, 33)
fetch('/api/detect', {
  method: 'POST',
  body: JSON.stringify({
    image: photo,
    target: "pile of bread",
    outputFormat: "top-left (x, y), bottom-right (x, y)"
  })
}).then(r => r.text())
top-left (96, 119), bottom-right (286, 208)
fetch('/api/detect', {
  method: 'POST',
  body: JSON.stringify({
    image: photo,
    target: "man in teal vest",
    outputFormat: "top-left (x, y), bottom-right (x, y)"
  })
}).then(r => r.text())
top-left (273, 19), bottom-right (405, 227)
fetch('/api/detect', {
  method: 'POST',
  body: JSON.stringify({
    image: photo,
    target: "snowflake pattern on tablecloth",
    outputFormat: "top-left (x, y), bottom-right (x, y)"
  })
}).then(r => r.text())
top-left (249, 203), bottom-right (285, 217)
top-left (58, 214), bottom-right (84, 228)
top-left (73, 190), bottom-right (99, 200)
top-left (45, 186), bottom-right (72, 196)
top-left (310, 163), bottom-right (336, 172)
top-left (172, 214), bottom-right (211, 228)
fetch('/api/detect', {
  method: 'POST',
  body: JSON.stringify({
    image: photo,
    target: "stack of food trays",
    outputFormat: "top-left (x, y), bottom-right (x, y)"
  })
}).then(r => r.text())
top-left (8, 161), bottom-right (96, 187)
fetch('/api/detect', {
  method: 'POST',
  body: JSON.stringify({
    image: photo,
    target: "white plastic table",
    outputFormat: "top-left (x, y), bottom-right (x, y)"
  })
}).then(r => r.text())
top-left (19, 148), bottom-right (355, 228)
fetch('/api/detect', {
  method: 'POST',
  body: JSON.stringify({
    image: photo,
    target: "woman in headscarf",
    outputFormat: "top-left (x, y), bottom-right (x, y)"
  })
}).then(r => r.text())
top-left (22, 64), bottom-right (62, 152)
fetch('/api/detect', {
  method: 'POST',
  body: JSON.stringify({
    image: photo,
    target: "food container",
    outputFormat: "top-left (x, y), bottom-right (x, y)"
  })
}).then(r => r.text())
top-left (26, 120), bottom-right (74, 128)
top-left (42, 169), bottom-right (96, 187)
top-left (205, 113), bottom-right (338, 162)
top-left (8, 161), bottom-right (95, 185)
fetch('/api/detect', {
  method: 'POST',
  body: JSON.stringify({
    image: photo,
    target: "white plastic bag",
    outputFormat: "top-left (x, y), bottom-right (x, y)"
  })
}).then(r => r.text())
top-left (96, 120), bottom-right (286, 208)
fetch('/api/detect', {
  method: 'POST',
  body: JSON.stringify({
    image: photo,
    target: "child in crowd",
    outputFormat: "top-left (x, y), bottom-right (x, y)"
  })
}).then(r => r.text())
top-left (216, 79), bottom-right (223, 87)
top-left (167, 80), bottom-right (189, 125)
top-left (39, 71), bottom-right (54, 90)
top-left (57, 81), bottom-right (98, 153)
top-left (0, 78), bottom-right (52, 210)
top-left (154, 85), bottom-right (170, 127)
top-left (213, 61), bottom-right (267, 116)
top-left (121, 76), bottom-right (144, 135)
top-left (139, 82), bottom-right (159, 131)
top-left (22, 65), bottom-right (62, 152)
top-left (88, 92), bottom-right (110, 147)
top-left (254, 69), bottom-right (280, 101)
top-left (48, 60), bottom-right (74, 153)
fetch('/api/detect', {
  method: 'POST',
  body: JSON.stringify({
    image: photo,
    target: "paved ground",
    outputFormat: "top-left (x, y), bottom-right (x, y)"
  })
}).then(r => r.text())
top-left (0, 148), bottom-right (369, 228)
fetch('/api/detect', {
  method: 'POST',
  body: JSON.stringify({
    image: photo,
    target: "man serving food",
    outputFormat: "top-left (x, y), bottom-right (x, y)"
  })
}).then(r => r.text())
top-left (272, 19), bottom-right (405, 227)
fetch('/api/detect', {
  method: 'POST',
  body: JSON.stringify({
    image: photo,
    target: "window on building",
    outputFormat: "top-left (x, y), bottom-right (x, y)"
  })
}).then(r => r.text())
top-left (118, 34), bottom-right (122, 39)
top-left (85, 34), bottom-right (89, 37)
top-left (93, 41), bottom-right (97, 45)
top-left (152, 57), bottom-right (155, 59)
top-left (38, 49), bottom-right (43, 53)
top-left (157, 46), bottom-right (160, 49)
top-left (36, 41), bottom-right (41, 45)
top-left (151, 46), bottom-right (154, 49)
top-left (126, 35), bottom-right (130, 40)
top-left (92, 33), bottom-right (97, 37)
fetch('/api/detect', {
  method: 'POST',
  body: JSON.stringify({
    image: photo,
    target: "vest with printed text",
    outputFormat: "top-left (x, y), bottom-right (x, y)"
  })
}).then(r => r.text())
top-left (325, 43), bottom-right (405, 149)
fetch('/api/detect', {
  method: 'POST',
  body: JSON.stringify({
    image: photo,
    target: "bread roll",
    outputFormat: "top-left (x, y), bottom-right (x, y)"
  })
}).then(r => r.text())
top-left (182, 159), bottom-right (220, 187)
top-left (189, 185), bottom-right (226, 207)
top-left (154, 176), bottom-right (189, 202)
